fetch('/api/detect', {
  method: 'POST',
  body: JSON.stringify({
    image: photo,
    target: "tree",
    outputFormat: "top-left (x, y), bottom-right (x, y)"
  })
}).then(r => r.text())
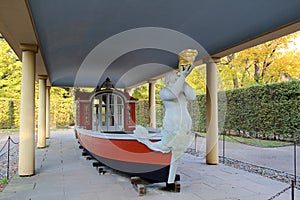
top-left (0, 35), bottom-right (75, 128)
top-left (132, 78), bottom-right (165, 100)
top-left (218, 31), bottom-right (300, 90)
top-left (186, 65), bottom-right (206, 94)
top-left (0, 35), bottom-right (22, 99)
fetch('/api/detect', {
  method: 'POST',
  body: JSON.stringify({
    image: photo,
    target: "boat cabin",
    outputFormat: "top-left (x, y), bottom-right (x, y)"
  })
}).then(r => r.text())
top-left (75, 78), bottom-right (137, 132)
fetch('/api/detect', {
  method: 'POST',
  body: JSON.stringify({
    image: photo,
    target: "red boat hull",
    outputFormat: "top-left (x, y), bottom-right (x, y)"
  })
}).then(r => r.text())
top-left (76, 128), bottom-right (172, 182)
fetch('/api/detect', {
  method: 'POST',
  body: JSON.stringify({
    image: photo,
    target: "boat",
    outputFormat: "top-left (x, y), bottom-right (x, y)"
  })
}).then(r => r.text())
top-left (74, 78), bottom-right (172, 183)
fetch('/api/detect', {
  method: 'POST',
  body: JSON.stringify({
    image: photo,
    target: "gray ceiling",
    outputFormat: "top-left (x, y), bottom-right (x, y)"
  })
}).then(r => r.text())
top-left (5, 0), bottom-right (300, 88)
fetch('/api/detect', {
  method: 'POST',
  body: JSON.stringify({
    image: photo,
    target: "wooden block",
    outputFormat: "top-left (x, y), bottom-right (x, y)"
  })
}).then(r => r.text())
top-left (136, 184), bottom-right (145, 196)
top-left (131, 177), bottom-right (147, 196)
top-left (166, 181), bottom-right (180, 193)
top-left (86, 156), bottom-right (92, 160)
top-left (92, 162), bottom-right (101, 167)
top-left (131, 176), bottom-right (142, 184)
top-left (174, 182), bottom-right (180, 193)
top-left (130, 176), bottom-right (149, 184)
top-left (175, 174), bottom-right (180, 181)
top-left (98, 167), bottom-right (106, 175)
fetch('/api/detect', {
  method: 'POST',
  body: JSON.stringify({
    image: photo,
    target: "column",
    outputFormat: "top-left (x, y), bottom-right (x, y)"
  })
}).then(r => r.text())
top-left (46, 86), bottom-right (51, 139)
top-left (18, 44), bottom-right (38, 176)
top-left (148, 81), bottom-right (156, 128)
top-left (37, 76), bottom-right (47, 148)
top-left (206, 58), bottom-right (220, 165)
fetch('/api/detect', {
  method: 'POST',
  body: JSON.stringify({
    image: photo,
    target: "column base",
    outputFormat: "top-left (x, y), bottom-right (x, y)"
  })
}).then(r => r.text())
top-left (206, 162), bottom-right (218, 165)
top-left (19, 173), bottom-right (35, 177)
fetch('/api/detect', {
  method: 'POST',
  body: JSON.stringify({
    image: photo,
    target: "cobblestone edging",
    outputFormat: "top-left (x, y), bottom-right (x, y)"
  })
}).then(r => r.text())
top-left (185, 148), bottom-right (300, 190)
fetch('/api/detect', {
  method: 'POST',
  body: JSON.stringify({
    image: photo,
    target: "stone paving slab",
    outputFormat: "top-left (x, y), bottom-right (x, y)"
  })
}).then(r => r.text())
top-left (0, 130), bottom-right (299, 200)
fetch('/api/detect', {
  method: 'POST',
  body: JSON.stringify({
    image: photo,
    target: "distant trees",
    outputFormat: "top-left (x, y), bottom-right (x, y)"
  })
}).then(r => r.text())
top-left (0, 35), bottom-right (22, 99)
top-left (0, 36), bottom-right (22, 128)
top-left (218, 32), bottom-right (300, 90)
top-left (49, 87), bottom-right (74, 127)
top-left (132, 32), bottom-right (300, 100)
top-left (0, 35), bottom-right (74, 128)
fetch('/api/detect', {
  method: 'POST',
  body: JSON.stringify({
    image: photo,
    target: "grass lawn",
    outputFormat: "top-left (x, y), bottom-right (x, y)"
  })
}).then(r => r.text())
top-left (222, 135), bottom-right (293, 148)
top-left (195, 132), bottom-right (294, 148)
top-left (0, 129), bottom-right (19, 135)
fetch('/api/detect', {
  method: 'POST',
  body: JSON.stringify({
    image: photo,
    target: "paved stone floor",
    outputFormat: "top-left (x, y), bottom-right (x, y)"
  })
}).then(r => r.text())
top-left (0, 130), bottom-right (299, 200)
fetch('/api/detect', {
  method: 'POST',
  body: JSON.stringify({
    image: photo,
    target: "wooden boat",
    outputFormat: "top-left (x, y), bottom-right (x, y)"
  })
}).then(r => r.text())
top-left (74, 79), bottom-right (172, 183)
top-left (75, 127), bottom-right (172, 182)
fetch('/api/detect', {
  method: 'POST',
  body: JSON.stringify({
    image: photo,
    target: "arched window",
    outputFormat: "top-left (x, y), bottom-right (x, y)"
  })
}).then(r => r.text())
top-left (93, 91), bottom-right (124, 131)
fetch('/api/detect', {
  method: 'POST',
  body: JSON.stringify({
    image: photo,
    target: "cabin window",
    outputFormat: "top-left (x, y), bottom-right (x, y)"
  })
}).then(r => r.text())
top-left (94, 98), bottom-right (99, 120)
top-left (93, 92), bottom-right (124, 131)
top-left (76, 102), bottom-right (80, 126)
top-left (84, 105), bottom-right (89, 124)
top-left (127, 105), bottom-right (132, 124)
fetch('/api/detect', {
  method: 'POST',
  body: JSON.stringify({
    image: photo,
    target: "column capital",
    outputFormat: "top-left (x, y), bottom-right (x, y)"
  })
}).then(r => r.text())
top-left (20, 44), bottom-right (38, 53)
top-left (204, 57), bottom-right (221, 64)
top-left (38, 75), bottom-right (48, 80)
top-left (148, 79), bottom-right (156, 84)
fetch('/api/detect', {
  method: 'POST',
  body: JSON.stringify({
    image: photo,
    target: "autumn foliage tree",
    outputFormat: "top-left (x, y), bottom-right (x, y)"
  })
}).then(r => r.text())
top-left (218, 31), bottom-right (300, 90)
top-left (0, 36), bottom-right (22, 99)
top-left (0, 35), bottom-right (74, 128)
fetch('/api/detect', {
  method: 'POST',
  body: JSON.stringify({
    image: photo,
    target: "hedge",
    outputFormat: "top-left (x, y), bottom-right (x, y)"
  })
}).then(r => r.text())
top-left (0, 99), bottom-right (20, 129)
top-left (0, 97), bottom-right (74, 129)
top-left (222, 81), bottom-right (299, 141)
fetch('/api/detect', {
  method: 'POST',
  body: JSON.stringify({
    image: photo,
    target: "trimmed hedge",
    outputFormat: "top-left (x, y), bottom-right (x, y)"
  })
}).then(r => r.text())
top-left (222, 81), bottom-right (300, 141)
top-left (0, 99), bottom-right (20, 128)
top-left (0, 97), bottom-right (74, 129)
top-left (136, 80), bottom-right (300, 141)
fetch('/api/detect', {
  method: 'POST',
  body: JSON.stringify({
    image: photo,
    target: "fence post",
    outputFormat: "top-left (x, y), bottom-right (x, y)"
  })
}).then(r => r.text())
top-left (291, 180), bottom-right (294, 200)
top-left (7, 136), bottom-right (10, 180)
top-left (194, 134), bottom-right (197, 152)
top-left (293, 132), bottom-right (297, 185)
top-left (223, 132), bottom-right (225, 164)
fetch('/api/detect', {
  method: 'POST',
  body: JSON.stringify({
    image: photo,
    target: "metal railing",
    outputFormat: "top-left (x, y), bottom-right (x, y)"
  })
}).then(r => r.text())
top-left (220, 132), bottom-right (299, 200)
top-left (0, 136), bottom-right (19, 180)
top-left (190, 132), bottom-right (299, 199)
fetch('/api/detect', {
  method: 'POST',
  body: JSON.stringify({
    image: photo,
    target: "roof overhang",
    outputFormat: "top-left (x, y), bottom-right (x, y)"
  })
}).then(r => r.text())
top-left (1, 0), bottom-right (300, 88)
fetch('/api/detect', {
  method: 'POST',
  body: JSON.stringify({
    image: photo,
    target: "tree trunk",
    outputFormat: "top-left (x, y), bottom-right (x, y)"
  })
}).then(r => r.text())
top-left (233, 76), bottom-right (239, 88)
top-left (254, 62), bottom-right (260, 83)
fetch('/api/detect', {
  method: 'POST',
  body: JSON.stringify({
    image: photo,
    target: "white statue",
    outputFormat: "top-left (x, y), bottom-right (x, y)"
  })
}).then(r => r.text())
top-left (134, 50), bottom-right (197, 183)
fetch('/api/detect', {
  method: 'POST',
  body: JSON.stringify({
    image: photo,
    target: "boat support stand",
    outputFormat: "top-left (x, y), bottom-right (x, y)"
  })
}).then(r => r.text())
top-left (130, 174), bottom-right (181, 196)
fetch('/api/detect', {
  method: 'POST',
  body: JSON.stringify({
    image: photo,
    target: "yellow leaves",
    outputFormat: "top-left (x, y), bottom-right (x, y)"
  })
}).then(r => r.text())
top-left (186, 65), bottom-right (206, 94)
top-left (218, 31), bottom-right (300, 89)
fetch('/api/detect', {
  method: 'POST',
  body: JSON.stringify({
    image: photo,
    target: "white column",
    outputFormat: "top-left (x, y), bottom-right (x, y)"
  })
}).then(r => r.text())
top-left (37, 76), bottom-right (47, 148)
top-left (206, 58), bottom-right (219, 165)
top-left (18, 44), bottom-right (38, 176)
top-left (46, 86), bottom-right (51, 139)
top-left (148, 81), bottom-right (156, 128)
